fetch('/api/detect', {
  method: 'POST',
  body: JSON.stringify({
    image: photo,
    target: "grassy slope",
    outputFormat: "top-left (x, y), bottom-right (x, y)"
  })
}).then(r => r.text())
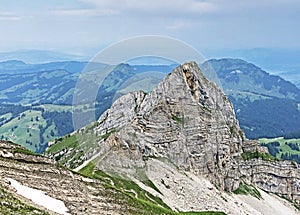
top-left (259, 137), bottom-right (300, 159)
top-left (0, 110), bottom-right (45, 151)
top-left (45, 122), bottom-right (115, 168)
top-left (233, 182), bottom-right (262, 199)
top-left (0, 105), bottom-right (72, 152)
top-left (39, 104), bottom-right (72, 112)
top-left (226, 91), bottom-right (271, 102)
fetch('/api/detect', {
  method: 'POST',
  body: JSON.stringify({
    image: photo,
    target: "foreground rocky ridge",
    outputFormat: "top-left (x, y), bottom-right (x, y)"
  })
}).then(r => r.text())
top-left (1, 141), bottom-right (299, 215)
top-left (48, 62), bottom-right (300, 213)
top-left (0, 140), bottom-right (178, 215)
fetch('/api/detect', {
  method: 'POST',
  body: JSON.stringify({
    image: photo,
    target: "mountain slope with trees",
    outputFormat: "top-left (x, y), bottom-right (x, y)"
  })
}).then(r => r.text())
top-left (202, 58), bottom-right (300, 138)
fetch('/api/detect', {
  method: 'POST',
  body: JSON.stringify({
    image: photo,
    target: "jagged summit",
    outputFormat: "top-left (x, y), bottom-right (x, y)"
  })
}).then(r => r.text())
top-left (92, 61), bottom-right (244, 190)
top-left (46, 61), bottom-right (300, 214)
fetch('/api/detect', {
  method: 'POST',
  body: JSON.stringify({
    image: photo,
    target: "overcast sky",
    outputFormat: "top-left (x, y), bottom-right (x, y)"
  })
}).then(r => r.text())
top-left (0, 0), bottom-right (300, 56)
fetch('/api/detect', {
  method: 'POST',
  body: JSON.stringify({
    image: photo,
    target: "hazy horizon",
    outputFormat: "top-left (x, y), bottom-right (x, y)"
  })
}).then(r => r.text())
top-left (1, 0), bottom-right (300, 56)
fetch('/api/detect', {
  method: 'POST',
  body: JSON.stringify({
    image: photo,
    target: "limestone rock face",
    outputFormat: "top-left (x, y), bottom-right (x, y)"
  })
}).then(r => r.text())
top-left (94, 61), bottom-right (244, 191)
top-left (240, 159), bottom-right (300, 206)
top-left (241, 140), bottom-right (300, 206)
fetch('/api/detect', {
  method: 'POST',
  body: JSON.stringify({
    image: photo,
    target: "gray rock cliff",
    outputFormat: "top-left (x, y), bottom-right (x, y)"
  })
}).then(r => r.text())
top-left (94, 61), bottom-right (244, 191)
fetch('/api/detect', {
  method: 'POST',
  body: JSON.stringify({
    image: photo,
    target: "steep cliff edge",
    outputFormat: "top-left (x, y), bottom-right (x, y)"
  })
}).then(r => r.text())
top-left (47, 61), bottom-right (300, 214)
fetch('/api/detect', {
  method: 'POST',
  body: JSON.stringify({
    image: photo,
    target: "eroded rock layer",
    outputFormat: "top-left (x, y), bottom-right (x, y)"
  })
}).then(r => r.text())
top-left (95, 62), bottom-right (245, 191)
top-left (0, 140), bottom-right (155, 215)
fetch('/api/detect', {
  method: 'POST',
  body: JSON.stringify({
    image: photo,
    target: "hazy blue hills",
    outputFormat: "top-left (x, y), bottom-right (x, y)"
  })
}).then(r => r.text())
top-left (204, 48), bottom-right (300, 73)
top-left (0, 58), bottom-right (299, 152)
top-left (0, 61), bottom-right (175, 105)
top-left (204, 58), bottom-right (300, 138)
top-left (0, 62), bottom-right (175, 151)
top-left (0, 60), bottom-right (87, 75)
top-left (0, 61), bottom-right (87, 104)
top-left (204, 58), bottom-right (300, 101)
top-left (205, 48), bottom-right (300, 88)
top-left (0, 50), bottom-right (88, 64)
top-left (0, 60), bottom-right (93, 152)
top-left (279, 71), bottom-right (300, 89)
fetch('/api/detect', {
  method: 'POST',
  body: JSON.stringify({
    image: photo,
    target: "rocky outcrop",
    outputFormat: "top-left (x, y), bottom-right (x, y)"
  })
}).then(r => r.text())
top-left (92, 61), bottom-right (244, 191)
top-left (0, 140), bottom-right (159, 215)
top-left (240, 140), bottom-right (300, 206)
top-left (240, 158), bottom-right (300, 206)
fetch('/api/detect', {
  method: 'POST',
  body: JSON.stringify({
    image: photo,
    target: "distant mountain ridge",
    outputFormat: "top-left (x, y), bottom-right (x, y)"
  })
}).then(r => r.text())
top-left (0, 58), bottom-right (299, 151)
top-left (204, 48), bottom-right (300, 88)
top-left (0, 60), bottom-right (87, 75)
top-left (0, 50), bottom-right (88, 64)
top-left (203, 58), bottom-right (300, 138)
top-left (203, 58), bottom-right (300, 101)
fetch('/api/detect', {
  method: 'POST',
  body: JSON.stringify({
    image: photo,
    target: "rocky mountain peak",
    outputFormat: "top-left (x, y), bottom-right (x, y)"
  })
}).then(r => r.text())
top-left (88, 61), bottom-right (245, 190)
top-left (46, 61), bottom-right (300, 213)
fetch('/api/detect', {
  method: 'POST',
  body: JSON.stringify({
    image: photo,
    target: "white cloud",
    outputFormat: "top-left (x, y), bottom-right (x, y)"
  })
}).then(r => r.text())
top-left (167, 21), bottom-right (188, 30)
top-left (53, 8), bottom-right (119, 16)
top-left (0, 12), bottom-right (22, 21)
top-left (0, 16), bottom-right (21, 21)
top-left (166, 20), bottom-right (196, 30)
top-left (77, 0), bottom-right (217, 16)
